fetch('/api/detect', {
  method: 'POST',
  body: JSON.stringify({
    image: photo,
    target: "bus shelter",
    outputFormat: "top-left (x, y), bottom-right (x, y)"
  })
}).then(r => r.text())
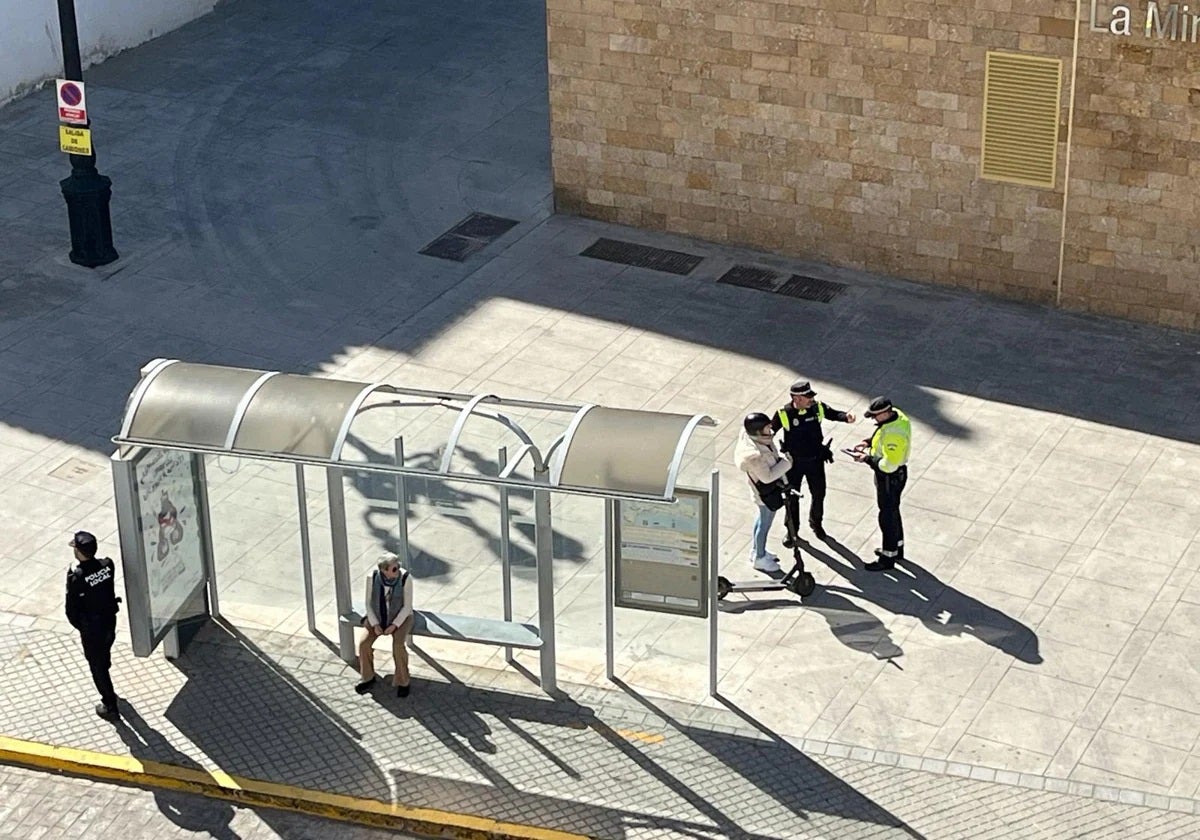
top-left (109, 359), bottom-right (719, 694)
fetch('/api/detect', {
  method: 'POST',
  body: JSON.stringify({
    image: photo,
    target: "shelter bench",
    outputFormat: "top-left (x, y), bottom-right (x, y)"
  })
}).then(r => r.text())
top-left (339, 609), bottom-right (543, 650)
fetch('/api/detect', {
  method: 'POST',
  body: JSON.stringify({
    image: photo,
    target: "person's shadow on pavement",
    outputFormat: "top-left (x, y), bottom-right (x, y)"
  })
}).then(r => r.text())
top-left (808, 537), bottom-right (1042, 664)
top-left (720, 590), bottom-right (903, 662)
top-left (800, 588), bottom-right (904, 662)
top-left (112, 703), bottom-right (242, 840)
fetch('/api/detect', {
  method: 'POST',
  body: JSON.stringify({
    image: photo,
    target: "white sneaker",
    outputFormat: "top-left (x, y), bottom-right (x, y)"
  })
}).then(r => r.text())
top-left (753, 555), bottom-right (782, 573)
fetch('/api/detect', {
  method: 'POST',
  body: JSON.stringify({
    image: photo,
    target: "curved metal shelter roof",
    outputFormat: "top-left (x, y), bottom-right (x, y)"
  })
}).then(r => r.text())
top-left (114, 360), bottom-right (716, 501)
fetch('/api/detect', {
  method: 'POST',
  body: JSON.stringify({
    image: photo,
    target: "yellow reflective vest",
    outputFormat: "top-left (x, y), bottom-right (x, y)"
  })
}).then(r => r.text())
top-left (869, 409), bottom-right (911, 474)
top-left (777, 402), bottom-right (824, 430)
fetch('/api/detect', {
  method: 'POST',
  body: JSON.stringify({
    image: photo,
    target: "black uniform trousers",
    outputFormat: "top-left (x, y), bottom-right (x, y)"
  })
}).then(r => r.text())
top-left (786, 459), bottom-right (827, 529)
top-left (80, 617), bottom-right (117, 708)
top-left (874, 465), bottom-right (907, 557)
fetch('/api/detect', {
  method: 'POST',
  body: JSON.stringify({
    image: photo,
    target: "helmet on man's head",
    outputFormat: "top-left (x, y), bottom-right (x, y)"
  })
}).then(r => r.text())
top-left (743, 412), bottom-right (772, 436)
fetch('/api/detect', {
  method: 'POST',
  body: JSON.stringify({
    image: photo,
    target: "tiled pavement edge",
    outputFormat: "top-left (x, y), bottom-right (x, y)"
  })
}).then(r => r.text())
top-left (2, 615), bottom-right (1198, 839)
top-left (0, 763), bottom-right (429, 839)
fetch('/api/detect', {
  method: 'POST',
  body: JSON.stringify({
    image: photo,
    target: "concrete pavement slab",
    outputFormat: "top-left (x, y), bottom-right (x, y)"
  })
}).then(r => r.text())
top-left (2, 0), bottom-right (1200, 830)
top-left (3, 618), bottom-right (1199, 839)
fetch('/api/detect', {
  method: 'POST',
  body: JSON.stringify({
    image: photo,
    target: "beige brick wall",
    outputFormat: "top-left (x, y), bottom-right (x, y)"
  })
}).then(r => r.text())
top-left (547, 0), bottom-right (1200, 329)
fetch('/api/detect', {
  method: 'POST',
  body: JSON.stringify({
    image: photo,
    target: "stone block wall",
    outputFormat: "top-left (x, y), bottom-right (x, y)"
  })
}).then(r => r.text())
top-left (1060, 29), bottom-right (1200, 329)
top-left (546, 0), bottom-right (1200, 329)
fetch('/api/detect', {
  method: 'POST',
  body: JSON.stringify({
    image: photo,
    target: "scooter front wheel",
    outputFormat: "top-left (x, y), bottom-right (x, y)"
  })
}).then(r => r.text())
top-left (787, 571), bottom-right (816, 598)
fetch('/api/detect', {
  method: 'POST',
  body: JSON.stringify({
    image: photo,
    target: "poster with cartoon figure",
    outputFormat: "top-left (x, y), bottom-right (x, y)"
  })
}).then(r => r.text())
top-left (136, 448), bottom-right (204, 636)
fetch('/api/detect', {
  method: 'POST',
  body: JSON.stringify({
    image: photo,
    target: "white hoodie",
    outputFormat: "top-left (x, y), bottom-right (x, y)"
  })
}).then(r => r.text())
top-left (734, 429), bottom-right (792, 506)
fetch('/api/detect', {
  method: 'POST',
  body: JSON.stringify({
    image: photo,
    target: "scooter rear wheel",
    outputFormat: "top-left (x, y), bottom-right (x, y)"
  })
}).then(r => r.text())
top-left (717, 576), bottom-right (732, 600)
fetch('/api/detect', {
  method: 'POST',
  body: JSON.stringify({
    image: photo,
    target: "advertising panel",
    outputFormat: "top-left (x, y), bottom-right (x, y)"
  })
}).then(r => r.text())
top-left (112, 447), bottom-right (211, 656)
top-left (613, 488), bottom-right (708, 618)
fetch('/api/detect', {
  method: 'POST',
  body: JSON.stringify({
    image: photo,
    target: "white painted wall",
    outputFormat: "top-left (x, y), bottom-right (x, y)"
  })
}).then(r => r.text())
top-left (1, 0), bottom-right (220, 106)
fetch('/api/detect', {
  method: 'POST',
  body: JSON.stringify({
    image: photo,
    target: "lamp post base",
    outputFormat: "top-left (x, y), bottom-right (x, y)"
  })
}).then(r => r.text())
top-left (60, 168), bottom-right (118, 268)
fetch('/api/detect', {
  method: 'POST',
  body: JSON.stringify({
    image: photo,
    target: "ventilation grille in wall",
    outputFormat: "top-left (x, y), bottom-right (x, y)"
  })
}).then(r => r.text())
top-left (980, 51), bottom-right (1063, 189)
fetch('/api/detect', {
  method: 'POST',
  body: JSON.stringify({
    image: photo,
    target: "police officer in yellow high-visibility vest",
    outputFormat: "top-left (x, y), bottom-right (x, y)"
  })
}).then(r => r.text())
top-left (771, 379), bottom-right (856, 542)
top-left (851, 396), bottom-right (911, 571)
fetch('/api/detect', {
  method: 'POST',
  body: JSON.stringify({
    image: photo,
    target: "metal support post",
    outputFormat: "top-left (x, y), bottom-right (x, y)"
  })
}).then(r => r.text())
top-left (163, 625), bottom-right (180, 660)
top-left (533, 474), bottom-right (557, 694)
top-left (604, 498), bottom-right (616, 681)
top-left (499, 447), bottom-right (514, 665)
top-left (54, 0), bottom-right (118, 266)
top-left (326, 467), bottom-right (356, 664)
top-left (393, 437), bottom-right (410, 563)
top-left (296, 464), bottom-right (316, 634)
top-left (708, 469), bottom-right (720, 697)
top-left (194, 454), bottom-right (220, 620)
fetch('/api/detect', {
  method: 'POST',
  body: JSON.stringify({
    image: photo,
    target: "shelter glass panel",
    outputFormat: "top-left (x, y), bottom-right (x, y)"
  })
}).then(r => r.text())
top-left (234, 375), bottom-right (371, 459)
top-left (127, 363), bottom-right (262, 448)
top-left (557, 408), bottom-right (694, 497)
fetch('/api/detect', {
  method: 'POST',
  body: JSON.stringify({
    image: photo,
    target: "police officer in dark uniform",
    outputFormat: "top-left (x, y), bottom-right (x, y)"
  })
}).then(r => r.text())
top-left (771, 380), bottom-right (856, 542)
top-left (65, 531), bottom-right (121, 719)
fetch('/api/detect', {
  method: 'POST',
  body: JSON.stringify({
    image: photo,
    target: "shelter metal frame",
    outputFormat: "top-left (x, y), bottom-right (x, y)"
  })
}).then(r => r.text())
top-left (111, 360), bottom-right (717, 694)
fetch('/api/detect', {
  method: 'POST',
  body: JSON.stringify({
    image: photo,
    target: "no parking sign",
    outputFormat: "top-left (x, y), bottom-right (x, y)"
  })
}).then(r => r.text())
top-left (56, 79), bottom-right (88, 124)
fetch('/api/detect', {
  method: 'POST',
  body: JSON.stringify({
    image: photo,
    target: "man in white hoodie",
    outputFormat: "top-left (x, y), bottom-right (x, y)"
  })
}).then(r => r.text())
top-left (735, 412), bottom-right (793, 573)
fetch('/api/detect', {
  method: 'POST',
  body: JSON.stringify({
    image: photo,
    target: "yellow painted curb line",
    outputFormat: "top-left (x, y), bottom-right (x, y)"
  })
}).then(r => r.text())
top-left (0, 735), bottom-right (589, 840)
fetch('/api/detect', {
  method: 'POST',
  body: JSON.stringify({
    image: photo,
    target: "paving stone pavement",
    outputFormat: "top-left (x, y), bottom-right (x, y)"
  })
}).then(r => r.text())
top-left (0, 762), bottom-right (422, 839)
top-left (2, 0), bottom-right (1200, 835)
top-left (2, 617), bottom-right (1198, 839)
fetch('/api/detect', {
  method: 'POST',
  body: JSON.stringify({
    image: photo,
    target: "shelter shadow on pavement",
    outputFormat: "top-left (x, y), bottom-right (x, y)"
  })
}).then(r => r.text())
top-left (112, 704), bottom-right (242, 840)
top-left (810, 538), bottom-right (1041, 664)
top-left (162, 621), bottom-right (392, 801)
top-left (606, 678), bottom-right (926, 840)
top-left (361, 648), bottom-right (925, 839)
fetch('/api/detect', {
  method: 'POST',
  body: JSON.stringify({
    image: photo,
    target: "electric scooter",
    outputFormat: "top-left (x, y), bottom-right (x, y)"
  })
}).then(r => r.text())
top-left (716, 489), bottom-right (816, 601)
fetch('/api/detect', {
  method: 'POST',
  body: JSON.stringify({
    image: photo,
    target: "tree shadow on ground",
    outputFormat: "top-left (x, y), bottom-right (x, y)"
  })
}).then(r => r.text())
top-left (340, 433), bottom-right (585, 579)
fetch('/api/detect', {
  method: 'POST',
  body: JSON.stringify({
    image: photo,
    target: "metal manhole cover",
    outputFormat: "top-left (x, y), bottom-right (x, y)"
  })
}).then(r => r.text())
top-left (419, 212), bottom-right (521, 262)
top-left (580, 238), bottom-right (702, 275)
top-left (49, 457), bottom-right (102, 484)
top-left (776, 274), bottom-right (847, 303)
top-left (419, 234), bottom-right (486, 262)
top-left (450, 212), bottom-right (519, 240)
top-left (717, 265), bottom-right (781, 291)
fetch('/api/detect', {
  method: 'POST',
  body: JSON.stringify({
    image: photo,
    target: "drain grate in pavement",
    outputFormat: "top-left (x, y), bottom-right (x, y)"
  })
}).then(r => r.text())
top-left (420, 212), bottom-right (519, 262)
top-left (580, 238), bottom-right (703, 275)
top-left (717, 265), bottom-right (782, 292)
top-left (776, 274), bottom-right (848, 303)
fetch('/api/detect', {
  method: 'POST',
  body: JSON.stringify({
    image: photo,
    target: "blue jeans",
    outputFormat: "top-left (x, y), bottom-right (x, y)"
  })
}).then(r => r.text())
top-left (751, 504), bottom-right (776, 559)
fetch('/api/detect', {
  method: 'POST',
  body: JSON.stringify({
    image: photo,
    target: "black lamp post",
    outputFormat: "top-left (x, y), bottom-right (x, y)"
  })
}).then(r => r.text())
top-left (56, 0), bottom-right (118, 267)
